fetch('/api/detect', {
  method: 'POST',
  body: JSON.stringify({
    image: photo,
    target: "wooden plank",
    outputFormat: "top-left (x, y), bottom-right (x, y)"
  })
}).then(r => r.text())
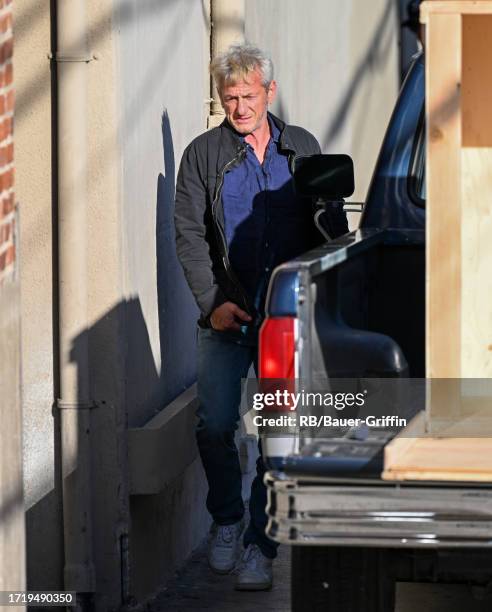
top-left (383, 411), bottom-right (492, 481)
top-left (426, 12), bottom-right (462, 378)
top-left (384, 400), bottom-right (492, 481)
top-left (383, 411), bottom-right (426, 469)
top-left (461, 15), bottom-right (492, 377)
top-left (421, 1), bottom-right (492, 24)
top-left (426, 378), bottom-right (462, 426)
top-left (383, 436), bottom-right (492, 482)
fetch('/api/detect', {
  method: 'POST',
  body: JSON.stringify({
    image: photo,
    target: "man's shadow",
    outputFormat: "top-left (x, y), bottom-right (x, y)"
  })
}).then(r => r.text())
top-left (155, 110), bottom-right (199, 409)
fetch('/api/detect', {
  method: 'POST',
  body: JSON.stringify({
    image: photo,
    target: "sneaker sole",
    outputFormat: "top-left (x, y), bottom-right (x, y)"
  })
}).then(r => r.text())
top-left (208, 561), bottom-right (235, 575)
top-left (234, 581), bottom-right (272, 591)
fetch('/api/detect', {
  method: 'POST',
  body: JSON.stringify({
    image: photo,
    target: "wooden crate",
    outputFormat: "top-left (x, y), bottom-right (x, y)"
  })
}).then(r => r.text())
top-left (383, 0), bottom-right (492, 482)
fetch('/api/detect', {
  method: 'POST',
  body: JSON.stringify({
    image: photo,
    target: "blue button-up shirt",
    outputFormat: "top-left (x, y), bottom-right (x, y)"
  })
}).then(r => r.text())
top-left (222, 120), bottom-right (314, 316)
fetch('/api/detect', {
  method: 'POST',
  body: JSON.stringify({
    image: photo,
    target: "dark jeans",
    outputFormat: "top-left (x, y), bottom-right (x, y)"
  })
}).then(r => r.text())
top-left (196, 327), bottom-right (278, 559)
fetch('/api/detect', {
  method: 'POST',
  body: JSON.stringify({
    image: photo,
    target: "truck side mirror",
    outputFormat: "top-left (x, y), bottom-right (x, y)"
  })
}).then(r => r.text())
top-left (293, 154), bottom-right (355, 199)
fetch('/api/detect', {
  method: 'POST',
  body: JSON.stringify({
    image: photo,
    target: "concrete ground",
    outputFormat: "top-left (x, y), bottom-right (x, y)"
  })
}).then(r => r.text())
top-left (149, 542), bottom-right (491, 612)
top-left (147, 452), bottom-right (491, 611)
top-left (149, 537), bottom-right (289, 611)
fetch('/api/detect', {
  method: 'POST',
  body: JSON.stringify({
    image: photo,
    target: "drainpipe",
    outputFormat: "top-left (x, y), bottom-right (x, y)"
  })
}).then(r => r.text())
top-left (55, 0), bottom-right (95, 605)
top-left (208, 0), bottom-right (245, 128)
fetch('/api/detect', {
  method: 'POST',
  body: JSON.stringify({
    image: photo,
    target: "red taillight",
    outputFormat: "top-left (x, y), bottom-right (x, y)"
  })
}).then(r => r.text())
top-left (259, 318), bottom-right (296, 412)
top-left (259, 317), bottom-right (295, 379)
top-left (257, 317), bottom-right (296, 419)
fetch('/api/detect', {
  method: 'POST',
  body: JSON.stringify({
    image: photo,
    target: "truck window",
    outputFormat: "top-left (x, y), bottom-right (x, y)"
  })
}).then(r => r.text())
top-left (409, 110), bottom-right (426, 207)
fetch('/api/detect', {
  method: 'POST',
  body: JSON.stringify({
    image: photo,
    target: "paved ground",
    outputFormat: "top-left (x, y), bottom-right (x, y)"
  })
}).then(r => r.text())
top-left (149, 538), bottom-right (290, 611)
top-left (146, 470), bottom-right (490, 611)
top-left (149, 541), bottom-right (491, 612)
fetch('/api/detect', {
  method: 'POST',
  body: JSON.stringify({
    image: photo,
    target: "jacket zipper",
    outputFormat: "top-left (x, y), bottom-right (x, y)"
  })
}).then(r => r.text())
top-left (211, 147), bottom-right (252, 314)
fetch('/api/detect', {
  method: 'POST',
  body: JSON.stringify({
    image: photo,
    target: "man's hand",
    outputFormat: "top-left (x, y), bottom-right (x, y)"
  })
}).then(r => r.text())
top-left (210, 302), bottom-right (252, 331)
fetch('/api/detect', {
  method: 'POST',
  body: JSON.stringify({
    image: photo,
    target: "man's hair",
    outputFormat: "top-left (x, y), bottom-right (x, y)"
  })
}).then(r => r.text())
top-left (210, 42), bottom-right (274, 90)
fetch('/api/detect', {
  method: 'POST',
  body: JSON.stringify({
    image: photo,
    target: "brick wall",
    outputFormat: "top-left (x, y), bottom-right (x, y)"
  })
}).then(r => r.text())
top-left (0, 0), bottom-right (14, 286)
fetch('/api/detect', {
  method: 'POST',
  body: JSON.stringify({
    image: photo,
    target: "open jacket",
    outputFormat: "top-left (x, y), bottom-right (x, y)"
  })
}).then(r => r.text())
top-left (174, 112), bottom-right (348, 326)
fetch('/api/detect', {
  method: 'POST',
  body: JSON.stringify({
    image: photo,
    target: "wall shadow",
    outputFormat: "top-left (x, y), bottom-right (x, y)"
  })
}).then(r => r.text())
top-left (321, 0), bottom-right (396, 150)
top-left (26, 297), bottom-right (160, 607)
top-left (155, 111), bottom-right (199, 409)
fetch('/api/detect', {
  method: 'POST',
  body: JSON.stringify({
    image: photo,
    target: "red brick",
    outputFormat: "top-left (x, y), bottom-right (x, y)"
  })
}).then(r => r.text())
top-left (0, 244), bottom-right (14, 271)
top-left (1, 38), bottom-right (13, 63)
top-left (6, 243), bottom-right (14, 265)
top-left (6, 142), bottom-right (12, 163)
top-left (2, 194), bottom-right (13, 215)
top-left (3, 168), bottom-right (13, 190)
top-left (0, 221), bottom-right (12, 244)
top-left (0, 117), bottom-right (12, 140)
top-left (6, 90), bottom-right (13, 112)
top-left (0, 14), bottom-right (10, 33)
top-left (0, 95), bottom-right (5, 115)
top-left (0, 170), bottom-right (13, 193)
top-left (5, 62), bottom-right (12, 86)
top-left (0, 120), bottom-right (6, 142)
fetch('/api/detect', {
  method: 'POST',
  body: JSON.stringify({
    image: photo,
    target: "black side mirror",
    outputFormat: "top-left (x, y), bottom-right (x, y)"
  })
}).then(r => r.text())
top-left (293, 154), bottom-right (355, 199)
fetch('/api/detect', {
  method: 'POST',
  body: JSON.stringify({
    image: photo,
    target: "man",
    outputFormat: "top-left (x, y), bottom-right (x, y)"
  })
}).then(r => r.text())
top-left (174, 43), bottom-right (347, 590)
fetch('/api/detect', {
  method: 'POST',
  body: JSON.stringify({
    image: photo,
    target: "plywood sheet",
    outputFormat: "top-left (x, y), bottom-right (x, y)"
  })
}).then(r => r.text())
top-left (383, 412), bottom-right (492, 482)
top-left (461, 15), bottom-right (492, 376)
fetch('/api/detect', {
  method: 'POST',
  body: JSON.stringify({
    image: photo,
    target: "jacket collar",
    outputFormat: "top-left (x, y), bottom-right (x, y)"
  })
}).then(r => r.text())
top-left (216, 112), bottom-right (294, 174)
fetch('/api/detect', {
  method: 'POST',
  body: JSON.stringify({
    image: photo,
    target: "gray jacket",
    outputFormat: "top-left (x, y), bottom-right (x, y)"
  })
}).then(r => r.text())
top-left (174, 113), bottom-right (327, 325)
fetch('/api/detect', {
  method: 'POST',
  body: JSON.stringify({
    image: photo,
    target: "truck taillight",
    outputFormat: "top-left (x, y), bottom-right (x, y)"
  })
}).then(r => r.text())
top-left (259, 317), bottom-right (296, 379)
top-left (259, 318), bottom-right (296, 411)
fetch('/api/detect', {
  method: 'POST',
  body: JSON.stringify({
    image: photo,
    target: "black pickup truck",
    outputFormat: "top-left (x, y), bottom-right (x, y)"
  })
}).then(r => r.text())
top-left (257, 53), bottom-right (492, 611)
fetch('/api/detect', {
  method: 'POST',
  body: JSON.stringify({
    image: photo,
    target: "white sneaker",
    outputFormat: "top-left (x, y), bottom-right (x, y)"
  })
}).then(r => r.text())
top-left (208, 520), bottom-right (244, 574)
top-left (234, 544), bottom-right (273, 591)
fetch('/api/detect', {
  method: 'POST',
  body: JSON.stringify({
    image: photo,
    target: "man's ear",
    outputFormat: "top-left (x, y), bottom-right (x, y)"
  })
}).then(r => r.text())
top-left (267, 80), bottom-right (277, 105)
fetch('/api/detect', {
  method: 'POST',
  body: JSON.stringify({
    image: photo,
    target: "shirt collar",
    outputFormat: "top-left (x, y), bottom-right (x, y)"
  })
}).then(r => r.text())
top-left (238, 115), bottom-right (280, 146)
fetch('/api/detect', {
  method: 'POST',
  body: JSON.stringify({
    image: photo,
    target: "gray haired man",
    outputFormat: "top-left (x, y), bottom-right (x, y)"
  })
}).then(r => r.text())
top-left (175, 43), bottom-right (348, 590)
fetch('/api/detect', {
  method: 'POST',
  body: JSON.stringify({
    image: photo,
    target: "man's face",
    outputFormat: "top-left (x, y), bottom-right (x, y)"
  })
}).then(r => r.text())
top-left (219, 69), bottom-right (277, 135)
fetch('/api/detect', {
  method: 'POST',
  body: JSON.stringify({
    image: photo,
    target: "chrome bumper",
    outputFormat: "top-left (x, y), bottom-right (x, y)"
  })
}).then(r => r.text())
top-left (265, 471), bottom-right (492, 548)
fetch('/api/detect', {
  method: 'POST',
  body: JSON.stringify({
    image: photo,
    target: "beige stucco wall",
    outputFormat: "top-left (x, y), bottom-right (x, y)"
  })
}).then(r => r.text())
top-left (15, 0), bottom-right (53, 511)
top-left (113, 0), bottom-right (212, 599)
top-left (348, 0), bottom-right (399, 203)
top-left (115, 0), bottom-right (208, 429)
top-left (246, 0), bottom-right (399, 217)
top-left (14, 0), bottom-right (63, 591)
top-left (86, 1), bottom-right (129, 607)
top-left (15, 0), bottom-right (128, 606)
top-left (0, 281), bottom-right (25, 595)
